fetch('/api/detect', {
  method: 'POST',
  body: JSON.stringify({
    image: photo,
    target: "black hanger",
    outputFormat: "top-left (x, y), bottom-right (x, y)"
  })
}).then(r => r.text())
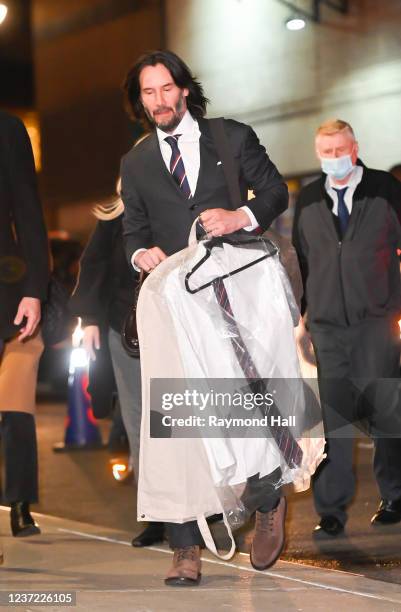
top-left (184, 234), bottom-right (278, 294)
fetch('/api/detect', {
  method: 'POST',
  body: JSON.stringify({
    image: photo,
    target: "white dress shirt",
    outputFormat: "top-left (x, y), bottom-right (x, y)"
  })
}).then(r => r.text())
top-left (157, 109), bottom-right (201, 196)
top-left (325, 165), bottom-right (363, 216)
top-left (131, 110), bottom-right (258, 270)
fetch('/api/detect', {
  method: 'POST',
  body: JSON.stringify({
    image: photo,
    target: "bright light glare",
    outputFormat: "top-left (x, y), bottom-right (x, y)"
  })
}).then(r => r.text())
top-left (69, 348), bottom-right (89, 372)
top-left (0, 4), bottom-right (8, 25)
top-left (286, 17), bottom-right (306, 31)
top-left (72, 317), bottom-right (84, 348)
top-left (112, 463), bottom-right (128, 481)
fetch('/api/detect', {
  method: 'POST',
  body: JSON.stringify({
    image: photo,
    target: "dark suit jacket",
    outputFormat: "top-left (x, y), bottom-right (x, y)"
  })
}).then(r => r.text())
top-left (0, 111), bottom-right (49, 339)
top-left (121, 117), bottom-right (288, 259)
top-left (70, 214), bottom-right (138, 332)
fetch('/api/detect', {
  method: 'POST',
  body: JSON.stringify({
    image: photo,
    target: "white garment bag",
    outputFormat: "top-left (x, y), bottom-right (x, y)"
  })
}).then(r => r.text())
top-left (136, 226), bottom-right (325, 559)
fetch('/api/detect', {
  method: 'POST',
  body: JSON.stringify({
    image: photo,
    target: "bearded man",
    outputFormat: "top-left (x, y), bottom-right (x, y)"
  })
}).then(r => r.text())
top-left (120, 50), bottom-right (289, 586)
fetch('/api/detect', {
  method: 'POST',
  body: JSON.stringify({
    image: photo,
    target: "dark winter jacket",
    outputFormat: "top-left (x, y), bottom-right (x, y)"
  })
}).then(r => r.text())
top-left (292, 161), bottom-right (401, 327)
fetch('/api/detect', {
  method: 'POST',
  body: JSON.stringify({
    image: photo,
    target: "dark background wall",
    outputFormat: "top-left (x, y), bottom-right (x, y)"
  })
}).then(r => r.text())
top-left (32, 0), bottom-right (164, 233)
top-left (0, 0), bottom-right (33, 108)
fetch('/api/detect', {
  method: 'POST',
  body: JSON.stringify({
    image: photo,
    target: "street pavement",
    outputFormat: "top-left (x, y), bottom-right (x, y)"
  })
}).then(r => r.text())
top-left (0, 401), bottom-right (401, 610)
top-left (1, 510), bottom-right (401, 611)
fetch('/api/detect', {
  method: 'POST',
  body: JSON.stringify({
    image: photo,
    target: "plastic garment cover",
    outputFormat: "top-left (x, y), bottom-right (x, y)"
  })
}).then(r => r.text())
top-left (136, 230), bottom-right (325, 557)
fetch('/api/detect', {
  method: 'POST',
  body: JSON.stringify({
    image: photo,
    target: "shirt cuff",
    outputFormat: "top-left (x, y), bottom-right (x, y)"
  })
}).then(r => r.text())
top-left (239, 206), bottom-right (259, 231)
top-left (131, 248), bottom-right (147, 272)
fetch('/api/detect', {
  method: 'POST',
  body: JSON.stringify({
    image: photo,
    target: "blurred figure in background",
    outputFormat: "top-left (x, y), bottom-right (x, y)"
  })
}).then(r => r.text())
top-left (293, 119), bottom-right (401, 539)
top-left (70, 189), bottom-right (145, 542)
top-left (0, 111), bottom-right (49, 538)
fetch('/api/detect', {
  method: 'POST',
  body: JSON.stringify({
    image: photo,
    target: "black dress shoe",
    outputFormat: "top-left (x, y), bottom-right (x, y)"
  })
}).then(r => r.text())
top-left (10, 502), bottom-right (41, 537)
top-left (371, 498), bottom-right (401, 525)
top-left (313, 516), bottom-right (344, 540)
top-left (132, 522), bottom-right (165, 547)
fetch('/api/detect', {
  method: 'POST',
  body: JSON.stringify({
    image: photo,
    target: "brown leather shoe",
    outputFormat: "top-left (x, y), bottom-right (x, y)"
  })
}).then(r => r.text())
top-left (250, 497), bottom-right (287, 571)
top-left (164, 545), bottom-right (201, 586)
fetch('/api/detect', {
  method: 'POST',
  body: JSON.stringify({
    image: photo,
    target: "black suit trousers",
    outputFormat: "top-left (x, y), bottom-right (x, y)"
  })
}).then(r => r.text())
top-left (310, 316), bottom-right (401, 525)
top-left (0, 411), bottom-right (39, 503)
top-left (167, 481), bottom-right (283, 549)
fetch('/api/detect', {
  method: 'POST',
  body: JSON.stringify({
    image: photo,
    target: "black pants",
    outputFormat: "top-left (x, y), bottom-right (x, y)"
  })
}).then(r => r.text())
top-left (167, 485), bottom-right (282, 549)
top-left (0, 411), bottom-right (39, 503)
top-left (311, 316), bottom-right (401, 525)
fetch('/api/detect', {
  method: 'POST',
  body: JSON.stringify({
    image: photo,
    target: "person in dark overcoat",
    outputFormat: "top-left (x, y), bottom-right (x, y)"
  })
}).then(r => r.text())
top-left (0, 111), bottom-right (49, 539)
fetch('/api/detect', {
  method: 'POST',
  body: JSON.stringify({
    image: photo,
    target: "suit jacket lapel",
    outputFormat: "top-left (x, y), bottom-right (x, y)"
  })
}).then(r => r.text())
top-left (145, 131), bottom-right (189, 202)
top-left (193, 118), bottom-right (220, 203)
top-left (144, 119), bottom-right (220, 207)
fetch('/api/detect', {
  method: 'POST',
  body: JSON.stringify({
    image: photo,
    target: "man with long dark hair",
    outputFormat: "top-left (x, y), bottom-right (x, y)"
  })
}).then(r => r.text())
top-left (121, 50), bottom-right (289, 586)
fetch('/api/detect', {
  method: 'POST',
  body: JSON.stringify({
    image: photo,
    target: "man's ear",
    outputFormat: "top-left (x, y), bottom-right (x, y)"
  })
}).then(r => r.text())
top-left (314, 136), bottom-right (322, 161)
top-left (352, 141), bottom-right (359, 163)
top-left (183, 87), bottom-right (189, 98)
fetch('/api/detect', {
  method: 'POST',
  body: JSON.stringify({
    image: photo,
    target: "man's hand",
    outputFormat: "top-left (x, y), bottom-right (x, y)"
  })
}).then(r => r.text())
top-left (296, 317), bottom-right (316, 367)
top-left (14, 297), bottom-right (41, 341)
top-left (200, 208), bottom-right (250, 237)
top-left (83, 325), bottom-right (101, 361)
top-left (134, 247), bottom-right (167, 272)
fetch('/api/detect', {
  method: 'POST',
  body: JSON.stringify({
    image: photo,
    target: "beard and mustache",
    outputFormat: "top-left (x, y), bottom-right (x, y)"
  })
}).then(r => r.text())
top-left (144, 92), bottom-right (187, 133)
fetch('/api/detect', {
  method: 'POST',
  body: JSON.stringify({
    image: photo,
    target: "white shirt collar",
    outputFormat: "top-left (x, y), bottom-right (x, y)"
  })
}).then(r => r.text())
top-left (156, 110), bottom-right (199, 145)
top-left (326, 164), bottom-right (363, 192)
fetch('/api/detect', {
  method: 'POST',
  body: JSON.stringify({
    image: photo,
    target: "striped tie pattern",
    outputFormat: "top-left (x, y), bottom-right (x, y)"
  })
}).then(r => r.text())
top-left (165, 135), bottom-right (192, 199)
top-left (212, 277), bottom-right (303, 468)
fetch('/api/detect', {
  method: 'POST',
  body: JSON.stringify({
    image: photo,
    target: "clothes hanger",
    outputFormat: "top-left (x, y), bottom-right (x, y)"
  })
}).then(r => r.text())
top-left (184, 233), bottom-right (278, 294)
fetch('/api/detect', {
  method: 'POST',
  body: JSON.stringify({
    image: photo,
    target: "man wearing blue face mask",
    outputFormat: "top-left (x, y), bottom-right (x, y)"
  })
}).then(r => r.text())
top-left (292, 119), bottom-right (401, 539)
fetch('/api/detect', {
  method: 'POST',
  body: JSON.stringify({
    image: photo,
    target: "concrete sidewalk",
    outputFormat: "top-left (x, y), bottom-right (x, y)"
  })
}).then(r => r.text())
top-left (1, 507), bottom-right (401, 611)
top-left (29, 402), bottom-right (401, 585)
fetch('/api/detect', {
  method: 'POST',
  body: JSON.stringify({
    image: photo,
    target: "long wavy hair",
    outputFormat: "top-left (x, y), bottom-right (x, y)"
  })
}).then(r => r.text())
top-left (123, 49), bottom-right (209, 128)
top-left (93, 180), bottom-right (124, 221)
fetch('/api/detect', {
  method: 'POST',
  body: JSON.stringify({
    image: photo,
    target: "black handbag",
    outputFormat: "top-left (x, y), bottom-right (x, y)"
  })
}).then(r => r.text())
top-left (121, 270), bottom-right (147, 357)
top-left (41, 275), bottom-right (72, 346)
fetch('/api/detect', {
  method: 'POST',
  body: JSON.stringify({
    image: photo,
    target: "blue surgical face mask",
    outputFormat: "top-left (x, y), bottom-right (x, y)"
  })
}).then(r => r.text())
top-left (320, 154), bottom-right (354, 180)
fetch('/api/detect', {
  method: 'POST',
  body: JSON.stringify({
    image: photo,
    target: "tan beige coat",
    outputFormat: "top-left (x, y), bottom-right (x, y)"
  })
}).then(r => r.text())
top-left (0, 331), bottom-right (44, 414)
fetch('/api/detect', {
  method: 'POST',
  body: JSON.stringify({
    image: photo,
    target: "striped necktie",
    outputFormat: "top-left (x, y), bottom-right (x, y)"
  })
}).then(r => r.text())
top-left (164, 135), bottom-right (192, 199)
top-left (333, 187), bottom-right (349, 237)
top-left (212, 277), bottom-right (303, 468)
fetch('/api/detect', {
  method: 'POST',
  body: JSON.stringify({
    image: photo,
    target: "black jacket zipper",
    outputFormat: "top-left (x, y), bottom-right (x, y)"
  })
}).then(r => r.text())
top-left (338, 241), bottom-right (350, 325)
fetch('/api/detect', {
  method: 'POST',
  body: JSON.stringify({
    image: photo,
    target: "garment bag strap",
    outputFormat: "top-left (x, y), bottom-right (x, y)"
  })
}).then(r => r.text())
top-left (197, 513), bottom-right (236, 561)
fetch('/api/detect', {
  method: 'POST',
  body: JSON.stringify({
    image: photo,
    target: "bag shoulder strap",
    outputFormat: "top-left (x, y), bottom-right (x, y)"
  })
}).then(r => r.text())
top-left (134, 269), bottom-right (147, 305)
top-left (208, 118), bottom-right (242, 209)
